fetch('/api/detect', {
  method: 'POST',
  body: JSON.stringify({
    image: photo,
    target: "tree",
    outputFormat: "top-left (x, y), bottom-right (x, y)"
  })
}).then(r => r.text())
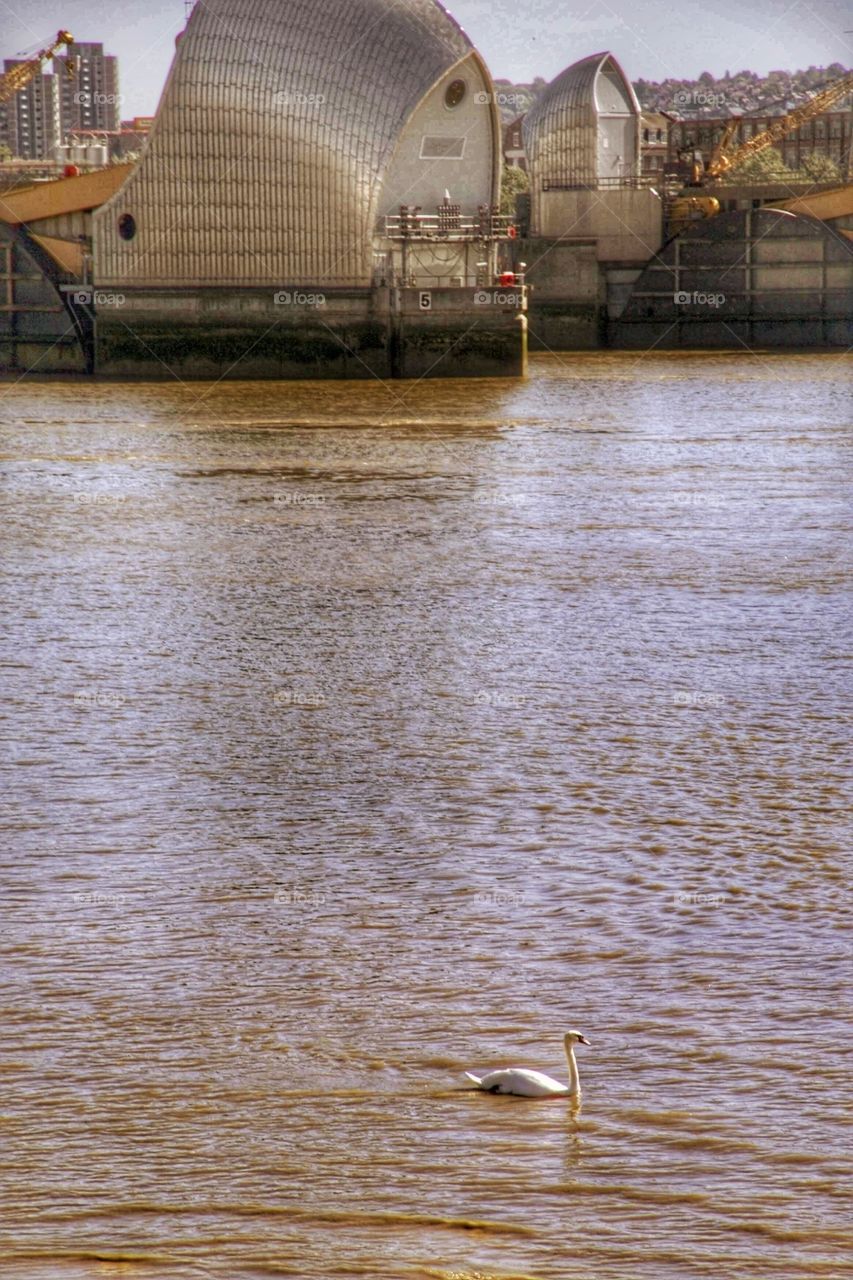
top-left (500, 163), bottom-right (529, 217)
top-left (798, 152), bottom-right (842, 182)
top-left (723, 147), bottom-right (796, 183)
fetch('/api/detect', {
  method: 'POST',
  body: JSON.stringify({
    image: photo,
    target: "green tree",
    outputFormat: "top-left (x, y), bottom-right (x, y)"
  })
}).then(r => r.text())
top-left (798, 151), bottom-right (842, 183)
top-left (500, 163), bottom-right (529, 217)
top-left (723, 147), bottom-right (796, 183)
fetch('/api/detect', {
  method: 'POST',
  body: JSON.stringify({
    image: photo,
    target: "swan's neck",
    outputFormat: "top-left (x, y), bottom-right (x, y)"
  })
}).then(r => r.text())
top-left (564, 1043), bottom-right (581, 1096)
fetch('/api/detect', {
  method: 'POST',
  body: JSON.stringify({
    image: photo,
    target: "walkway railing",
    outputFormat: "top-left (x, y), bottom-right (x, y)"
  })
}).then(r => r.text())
top-left (541, 176), bottom-right (658, 191)
top-left (381, 206), bottom-right (518, 239)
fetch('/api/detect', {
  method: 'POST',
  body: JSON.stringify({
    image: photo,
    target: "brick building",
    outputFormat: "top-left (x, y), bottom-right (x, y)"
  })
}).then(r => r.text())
top-left (503, 114), bottom-right (527, 170)
top-left (640, 112), bottom-right (671, 175)
top-left (668, 101), bottom-right (852, 177)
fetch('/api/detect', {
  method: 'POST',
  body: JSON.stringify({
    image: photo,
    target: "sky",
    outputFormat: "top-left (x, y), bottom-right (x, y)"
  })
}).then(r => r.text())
top-left (1, 0), bottom-right (850, 117)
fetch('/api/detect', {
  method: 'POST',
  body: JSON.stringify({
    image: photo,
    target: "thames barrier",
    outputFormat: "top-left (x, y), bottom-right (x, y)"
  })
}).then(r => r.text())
top-left (0, 0), bottom-right (851, 378)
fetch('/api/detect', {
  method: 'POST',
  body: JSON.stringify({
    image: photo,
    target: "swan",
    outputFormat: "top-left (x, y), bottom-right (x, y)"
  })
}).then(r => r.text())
top-left (465, 1030), bottom-right (590, 1098)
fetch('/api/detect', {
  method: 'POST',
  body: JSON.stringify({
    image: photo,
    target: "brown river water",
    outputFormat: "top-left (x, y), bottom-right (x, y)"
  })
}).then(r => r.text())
top-left (1, 352), bottom-right (851, 1280)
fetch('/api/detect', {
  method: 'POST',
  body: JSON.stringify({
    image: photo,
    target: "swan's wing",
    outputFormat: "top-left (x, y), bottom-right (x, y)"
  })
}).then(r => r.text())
top-left (478, 1068), bottom-right (568, 1097)
top-left (464, 1072), bottom-right (483, 1087)
top-left (508, 1069), bottom-right (567, 1093)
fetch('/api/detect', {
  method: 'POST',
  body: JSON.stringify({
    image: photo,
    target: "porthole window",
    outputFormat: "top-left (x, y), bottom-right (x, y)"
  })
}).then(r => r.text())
top-left (118, 213), bottom-right (136, 241)
top-left (444, 79), bottom-right (466, 110)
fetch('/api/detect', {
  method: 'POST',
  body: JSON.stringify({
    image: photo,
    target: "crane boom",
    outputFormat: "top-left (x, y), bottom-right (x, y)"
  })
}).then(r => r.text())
top-left (707, 72), bottom-right (853, 178)
top-left (0, 30), bottom-right (74, 104)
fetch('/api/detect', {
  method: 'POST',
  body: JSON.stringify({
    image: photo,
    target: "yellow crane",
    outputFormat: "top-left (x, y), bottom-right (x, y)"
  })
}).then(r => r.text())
top-left (0, 30), bottom-right (74, 104)
top-left (705, 71), bottom-right (853, 179)
top-left (667, 70), bottom-right (853, 235)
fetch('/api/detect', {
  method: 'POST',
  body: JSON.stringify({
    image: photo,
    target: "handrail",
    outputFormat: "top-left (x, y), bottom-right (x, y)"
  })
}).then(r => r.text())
top-left (381, 211), bottom-right (518, 239)
top-left (541, 176), bottom-right (657, 191)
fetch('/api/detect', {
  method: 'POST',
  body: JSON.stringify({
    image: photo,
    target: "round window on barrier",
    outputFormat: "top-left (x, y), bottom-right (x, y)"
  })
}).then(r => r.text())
top-left (444, 79), bottom-right (466, 109)
top-left (118, 213), bottom-right (137, 241)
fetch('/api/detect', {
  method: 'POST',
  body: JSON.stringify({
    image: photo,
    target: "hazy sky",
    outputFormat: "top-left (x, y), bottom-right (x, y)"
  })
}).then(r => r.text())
top-left (1, 0), bottom-right (850, 117)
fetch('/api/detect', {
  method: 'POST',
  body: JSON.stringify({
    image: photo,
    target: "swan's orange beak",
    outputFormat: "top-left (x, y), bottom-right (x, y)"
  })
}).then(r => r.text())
top-left (577, 1034), bottom-right (590, 1045)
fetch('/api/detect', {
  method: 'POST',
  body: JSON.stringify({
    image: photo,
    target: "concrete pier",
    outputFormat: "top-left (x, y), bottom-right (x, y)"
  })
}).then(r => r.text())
top-left (92, 285), bottom-right (527, 381)
top-left (612, 209), bottom-right (853, 348)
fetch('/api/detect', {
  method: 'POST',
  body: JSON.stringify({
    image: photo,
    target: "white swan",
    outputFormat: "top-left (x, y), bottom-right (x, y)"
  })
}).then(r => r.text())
top-left (465, 1030), bottom-right (590, 1098)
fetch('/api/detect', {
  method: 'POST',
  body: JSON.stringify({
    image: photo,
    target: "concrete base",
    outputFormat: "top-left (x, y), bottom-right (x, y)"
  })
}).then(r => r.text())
top-left (612, 209), bottom-right (853, 349)
top-left (510, 213), bottom-right (852, 352)
top-left (514, 237), bottom-right (604, 350)
top-left (93, 286), bottom-right (527, 380)
top-left (0, 224), bottom-right (89, 376)
top-left (530, 187), bottom-right (664, 264)
top-left (526, 303), bottom-right (603, 351)
top-left (615, 319), bottom-right (852, 349)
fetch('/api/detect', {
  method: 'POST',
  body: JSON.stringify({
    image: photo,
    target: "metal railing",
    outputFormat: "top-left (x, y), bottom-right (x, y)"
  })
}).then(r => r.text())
top-left (381, 207), bottom-right (518, 239)
top-left (541, 175), bottom-right (657, 191)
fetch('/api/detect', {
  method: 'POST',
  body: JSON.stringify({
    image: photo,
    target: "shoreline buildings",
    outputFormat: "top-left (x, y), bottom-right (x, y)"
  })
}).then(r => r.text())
top-left (0, 5), bottom-right (850, 378)
top-left (0, 41), bottom-right (119, 161)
